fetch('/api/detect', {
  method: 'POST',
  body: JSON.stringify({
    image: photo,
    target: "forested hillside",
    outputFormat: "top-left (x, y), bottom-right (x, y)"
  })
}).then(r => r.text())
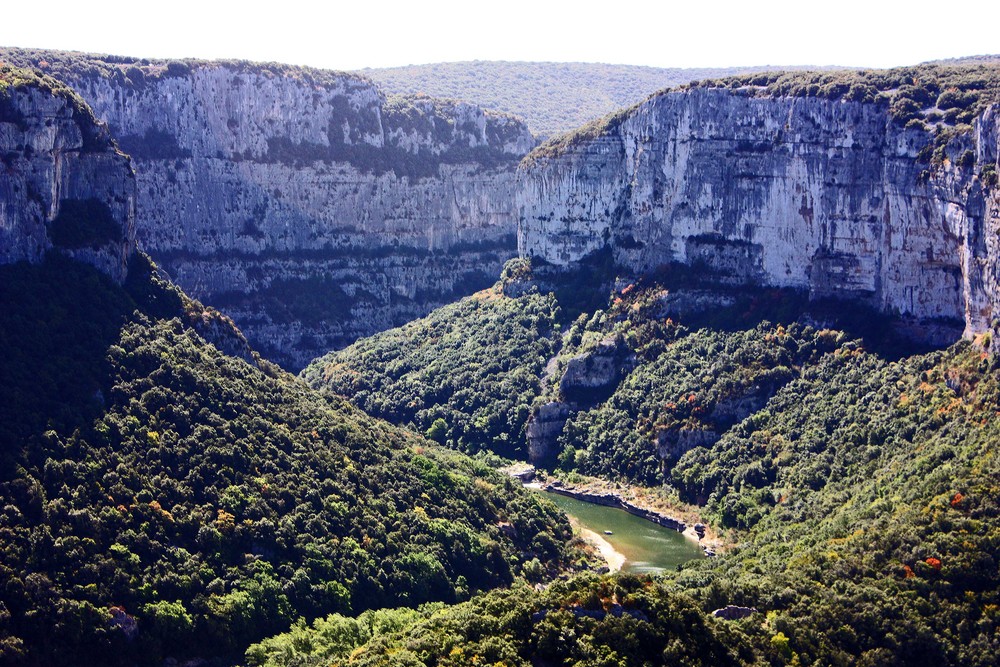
top-left (0, 255), bottom-right (574, 666)
top-left (301, 273), bottom-right (562, 459)
top-left (304, 257), bottom-right (1000, 664)
top-left (246, 573), bottom-right (756, 666)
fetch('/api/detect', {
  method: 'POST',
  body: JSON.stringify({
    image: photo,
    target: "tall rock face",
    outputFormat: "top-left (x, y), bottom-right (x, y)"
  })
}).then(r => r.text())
top-left (33, 60), bottom-right (533, 369)
top-left (518, 87), bottom-right (1000, 342)
top-left (0, 70), bottom-right (135, 282)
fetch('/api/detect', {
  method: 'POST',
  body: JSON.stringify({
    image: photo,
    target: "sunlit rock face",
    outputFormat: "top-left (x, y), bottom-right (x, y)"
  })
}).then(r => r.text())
top-left (61, 63), bottom-right (532, 369)
top-left (0, 81), bottom-right (135, 281)
top-left (519, 88), bottom-right (1000, 344)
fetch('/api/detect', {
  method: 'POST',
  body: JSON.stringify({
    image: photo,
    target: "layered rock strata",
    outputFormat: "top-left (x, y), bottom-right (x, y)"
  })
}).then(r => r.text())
top-left (15, 56), bottom-right (533, 368)
top-left (518, 88), bottom-right (1000, 342)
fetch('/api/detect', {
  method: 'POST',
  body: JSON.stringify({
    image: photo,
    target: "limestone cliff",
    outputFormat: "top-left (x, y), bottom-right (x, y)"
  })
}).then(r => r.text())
top-left (518, 86), bottom-right (1000, 343)
top-left (0, 67), bottom-right (135, 282)
top-left (4, 52), bottom-right (533, 369)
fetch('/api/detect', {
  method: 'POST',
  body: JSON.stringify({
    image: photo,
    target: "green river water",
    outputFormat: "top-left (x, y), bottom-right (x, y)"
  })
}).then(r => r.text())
top-left (540, 491), bottom-right (704, 573)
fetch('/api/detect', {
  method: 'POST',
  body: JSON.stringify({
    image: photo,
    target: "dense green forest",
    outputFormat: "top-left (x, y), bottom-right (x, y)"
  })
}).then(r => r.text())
top-left (0, 255), bottom-right (574, 666)
top-left (359, 61), bottom-right (838, 138)
top-left (301, 278), bottom-right (561, 459)
top-left (265, 337), bottom-right (1000, 664)
top-left (303, 257), bottom-right (1000, 664)
top-left (245, 573), bottom-right (755, 667)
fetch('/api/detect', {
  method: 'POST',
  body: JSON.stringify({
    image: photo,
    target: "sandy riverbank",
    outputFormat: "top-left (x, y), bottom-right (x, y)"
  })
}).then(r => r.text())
top-left (577, 525), bottom-right (626, 571)
top-left (526, 471), bottom-right (727, 556)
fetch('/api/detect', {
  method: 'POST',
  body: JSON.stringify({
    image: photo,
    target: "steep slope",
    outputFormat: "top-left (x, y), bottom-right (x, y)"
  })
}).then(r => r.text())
top-left (246, 574), bottom-right (755, 667)
top-left (0, 80), bottom-right (573, 666)
top-left (301, 265), bottom-right (562, 459)
top-left (0, 49), bottom-right (534, 370)
top-left (664, 339), bottom-right (1000, 666)
top-left (518, 65), bottom-right (1000, 345)
top-left (0, 257), bottom-right (572, 666)
top-left (359, 61), bottom-right (843, 139)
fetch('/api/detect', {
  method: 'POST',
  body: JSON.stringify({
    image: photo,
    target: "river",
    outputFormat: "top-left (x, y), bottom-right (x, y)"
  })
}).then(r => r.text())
top-left (540, 490), bottom-right (704, 573)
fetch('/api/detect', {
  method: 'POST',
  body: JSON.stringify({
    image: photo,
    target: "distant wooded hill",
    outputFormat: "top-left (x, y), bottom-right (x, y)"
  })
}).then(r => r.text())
top-left (359, 61), bottom-right (844, 138)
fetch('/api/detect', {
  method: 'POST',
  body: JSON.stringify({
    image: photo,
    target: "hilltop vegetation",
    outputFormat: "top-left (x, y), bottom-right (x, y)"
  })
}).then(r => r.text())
top-left (686, 62), bottom-right (1000, 128)
top-left (0, 255), bottom-right (573, 666)
top-left (0, 47), bottom-right (367, 90)
top-left (526, 61), bottom-right (1000, 165)
top-left (360, 61), bottom-right (835, 138)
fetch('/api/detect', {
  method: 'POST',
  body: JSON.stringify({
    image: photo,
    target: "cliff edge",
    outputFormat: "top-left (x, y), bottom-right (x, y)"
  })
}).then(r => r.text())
top-left (518, 67), bottom-right (1000, 344)
top-left (1, 49), bottom-right (533, 369)
top-left (0, 65), bottom-right (135, 282)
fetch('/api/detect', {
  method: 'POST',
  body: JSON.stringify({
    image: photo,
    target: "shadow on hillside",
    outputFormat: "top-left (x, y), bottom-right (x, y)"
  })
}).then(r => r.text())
top-left (0, 252), bottom-right (182, 470)
top-left (528, 252), bottom-right (958, 363)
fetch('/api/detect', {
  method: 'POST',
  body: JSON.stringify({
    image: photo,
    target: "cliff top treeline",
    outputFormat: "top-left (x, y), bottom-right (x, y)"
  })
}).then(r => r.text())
top-left (525, 61), bottom-right (1000, 164)
top-left (0, 47), bottom-right (369, 91)
top-left (0, 47), bottom-right (521, 127)
top-left (0, 62), bottom-right (113, 151)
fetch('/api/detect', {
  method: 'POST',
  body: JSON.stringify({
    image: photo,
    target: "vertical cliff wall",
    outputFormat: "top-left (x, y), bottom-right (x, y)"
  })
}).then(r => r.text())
top-left (0, 68), bottom-right (135, 282)
top-left (11, 55), bottom-right (533, 369)
top-left (518, 87), bottom-right (1000, 342)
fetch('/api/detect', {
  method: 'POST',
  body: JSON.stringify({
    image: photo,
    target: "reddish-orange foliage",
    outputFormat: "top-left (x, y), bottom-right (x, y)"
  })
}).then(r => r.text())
top-left (925, 557), bottom-right (942, 570)
top-left (951, 492), bottom-right (965, 507)
top-left (903, 565), bottom-right (916, 578)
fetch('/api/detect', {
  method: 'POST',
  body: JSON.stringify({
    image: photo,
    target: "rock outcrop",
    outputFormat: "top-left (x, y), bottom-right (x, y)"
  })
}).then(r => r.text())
top-left (12, 51), bottom-right (1000, 367)
top-left (0, 69), bottom-right (135, 282)
top-left (559, 336), bottom-right (632, 404)
top-left (711, 605), bottom-right (758, 620)
top-left (518, 87), bottom-right (1000, 344)
top-left (5, 53), bottom-right (533, 369)
top-left (526, 400), bottom-right (572, 463)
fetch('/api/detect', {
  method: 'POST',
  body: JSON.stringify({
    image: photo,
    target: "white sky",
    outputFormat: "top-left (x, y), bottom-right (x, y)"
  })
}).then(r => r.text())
top-left (1, 0), bottom-right (997, 71)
